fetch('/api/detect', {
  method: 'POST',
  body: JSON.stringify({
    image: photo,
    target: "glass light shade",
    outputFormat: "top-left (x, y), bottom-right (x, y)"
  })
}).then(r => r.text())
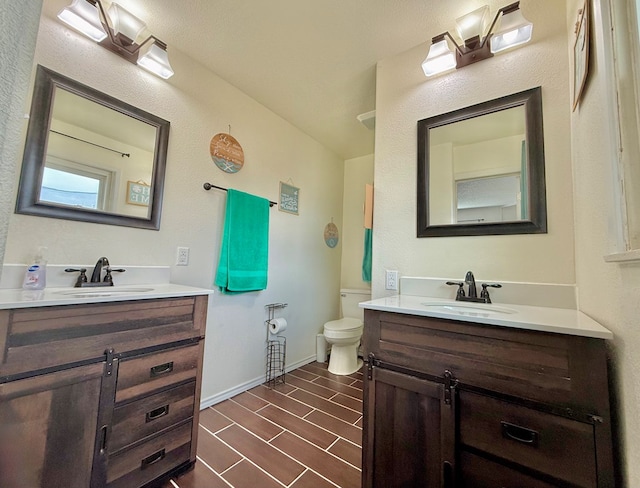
top-left (137, 42), bottom-right (175, 79)
top-left (490, 8), bottom-right (533, 53)
top-left (107, 2), bottom-right (147, 43)
top-left (422, 39), bottom-right (457, 77)
top-left (456, 5), bottom-right (490, 42)
top-left (57, 0), bottom-right (107, 42)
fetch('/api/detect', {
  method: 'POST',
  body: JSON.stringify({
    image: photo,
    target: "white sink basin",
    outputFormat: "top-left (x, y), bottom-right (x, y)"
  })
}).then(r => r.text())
top-left (421, 302), bottom-right (517, 317)
top-left (55, 287), bottom-right (155, 297)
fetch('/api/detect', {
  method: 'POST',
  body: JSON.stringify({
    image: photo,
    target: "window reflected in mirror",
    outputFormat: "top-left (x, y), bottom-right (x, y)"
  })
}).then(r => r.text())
top-left (41, 162), bottom-right (110, 210)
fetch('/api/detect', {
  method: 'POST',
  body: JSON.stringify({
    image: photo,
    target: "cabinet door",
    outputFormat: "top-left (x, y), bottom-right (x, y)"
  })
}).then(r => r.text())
top-left (363, 366), bottom-right (456, 488)
top-left (0, 363), bottom-right (104, 488)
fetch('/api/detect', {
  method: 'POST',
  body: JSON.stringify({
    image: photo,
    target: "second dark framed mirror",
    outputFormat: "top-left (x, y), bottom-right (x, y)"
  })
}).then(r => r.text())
top-left (417, 87), bottom-right (546, 237)
top-left (16, 65), bottom-right (169, 230)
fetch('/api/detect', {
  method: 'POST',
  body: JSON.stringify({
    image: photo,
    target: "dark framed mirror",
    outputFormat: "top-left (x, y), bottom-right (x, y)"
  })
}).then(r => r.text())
top-left (16, 65), bottom-right (169, 230)
top-left (417, 87), bottom-right (546, 237)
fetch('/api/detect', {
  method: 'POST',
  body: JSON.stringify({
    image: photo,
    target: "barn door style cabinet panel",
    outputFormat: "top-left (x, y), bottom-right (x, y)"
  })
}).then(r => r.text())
top-left (0, 294), bottom-right (209, 488)
top-left (362, 309), bottom-right (615, 488)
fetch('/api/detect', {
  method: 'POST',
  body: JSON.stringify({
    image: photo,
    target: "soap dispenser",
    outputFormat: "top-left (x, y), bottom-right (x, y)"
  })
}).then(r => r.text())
top-left (22, 246), bottom-right (47, 290)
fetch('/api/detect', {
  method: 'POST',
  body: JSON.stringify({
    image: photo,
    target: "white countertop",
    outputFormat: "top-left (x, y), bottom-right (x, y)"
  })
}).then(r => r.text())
top-left (0, 283), bottom-right (214, 310)
top-left (360, 295), bottom-right (613, 340)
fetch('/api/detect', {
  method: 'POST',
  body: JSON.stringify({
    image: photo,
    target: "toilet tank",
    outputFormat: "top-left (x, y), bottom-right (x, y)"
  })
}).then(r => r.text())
top-left (340, 288), bottom-right (371, 321)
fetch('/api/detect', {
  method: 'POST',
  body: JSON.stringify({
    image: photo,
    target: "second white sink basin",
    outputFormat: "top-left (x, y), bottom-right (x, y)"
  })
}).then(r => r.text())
top-left (56, 287), bottom-right (155, 297)
top-left (421, 302), bottom-right (517, 317)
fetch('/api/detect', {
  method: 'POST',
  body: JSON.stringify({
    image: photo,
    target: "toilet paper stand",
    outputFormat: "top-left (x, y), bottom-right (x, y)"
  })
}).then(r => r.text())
top-left (265, 303), bottom-right (288, 388)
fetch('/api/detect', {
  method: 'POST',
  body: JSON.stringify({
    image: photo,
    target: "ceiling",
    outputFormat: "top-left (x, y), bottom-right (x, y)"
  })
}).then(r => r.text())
top-left (44, 0), bottom-right (496, 160)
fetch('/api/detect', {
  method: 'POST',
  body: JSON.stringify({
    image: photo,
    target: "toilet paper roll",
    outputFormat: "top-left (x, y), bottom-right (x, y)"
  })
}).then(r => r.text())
top-left (268, 317), bottom-right (288, 334)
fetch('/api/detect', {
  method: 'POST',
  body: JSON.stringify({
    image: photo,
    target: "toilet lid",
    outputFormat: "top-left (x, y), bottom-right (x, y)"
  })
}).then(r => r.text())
top-left (324, 317), bottom-right (363, 332)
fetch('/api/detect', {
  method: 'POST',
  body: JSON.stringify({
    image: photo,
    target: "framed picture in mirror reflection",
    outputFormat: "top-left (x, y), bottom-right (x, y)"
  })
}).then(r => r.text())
top-left (127, 181), bottom-right (151, 206)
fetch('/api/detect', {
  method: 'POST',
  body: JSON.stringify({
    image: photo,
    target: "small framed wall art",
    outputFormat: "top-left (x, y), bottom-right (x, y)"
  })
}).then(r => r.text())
top-left (279, 181), bottom-right (299, 215)
top-left (324, 222), bottom-right (339, 248)
top-left (210, 133), bottom-right (244, 173)
top-left (126, 181), bottom-right (150, 206)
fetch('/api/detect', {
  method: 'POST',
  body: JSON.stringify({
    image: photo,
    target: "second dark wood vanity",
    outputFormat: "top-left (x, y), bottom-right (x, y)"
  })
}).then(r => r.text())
top-left (0, 293), bottom-right (208, 488)
top-left (362, 308), bottom-right (615, 487)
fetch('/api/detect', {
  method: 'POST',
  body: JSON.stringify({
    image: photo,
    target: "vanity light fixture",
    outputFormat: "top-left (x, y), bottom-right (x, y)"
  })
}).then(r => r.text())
top-left (422, 1), bottom-right (533, 77)
top-left (57, 0), bottom-right (174, 79)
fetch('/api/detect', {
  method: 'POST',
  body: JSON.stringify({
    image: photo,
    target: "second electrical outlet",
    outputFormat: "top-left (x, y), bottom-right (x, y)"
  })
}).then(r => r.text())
top-left (385, 270), bottom-right (398, 290)
top-left (176, 247), bottom-right (190, 266)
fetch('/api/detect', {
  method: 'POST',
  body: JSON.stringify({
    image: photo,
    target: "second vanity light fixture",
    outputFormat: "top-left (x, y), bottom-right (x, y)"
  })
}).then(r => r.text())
top-left (422, 1), bottom-right (533, 77)
top-left (57, 0), bottom-right (174, 79)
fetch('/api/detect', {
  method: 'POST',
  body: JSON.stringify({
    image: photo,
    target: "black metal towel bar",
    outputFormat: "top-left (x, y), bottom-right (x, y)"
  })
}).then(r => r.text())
top-left (203, 182), bottom-right (277, 207)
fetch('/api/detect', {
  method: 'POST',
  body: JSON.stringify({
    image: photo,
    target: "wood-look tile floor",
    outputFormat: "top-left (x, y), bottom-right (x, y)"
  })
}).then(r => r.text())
top-left (164, 362), bottom-right (363, 488)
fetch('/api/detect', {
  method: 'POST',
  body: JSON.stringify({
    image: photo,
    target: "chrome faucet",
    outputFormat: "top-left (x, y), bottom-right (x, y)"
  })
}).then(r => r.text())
top-left (446, 271), bottom-right (502, 304)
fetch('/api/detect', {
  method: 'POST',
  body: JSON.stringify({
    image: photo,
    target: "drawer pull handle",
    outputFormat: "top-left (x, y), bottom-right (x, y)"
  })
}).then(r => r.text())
top-left (501, 421), bottom-right (539, 447)
top-left (442, 461), bottom-right (454, 487)
top-left (150, 361), bottom-right (174, 377)
top-left (99, 425), bottom-right (108, 453)
top-left (146, 404), bottom-right (170, 422)
top-left (141, 448), bottom-right (166, 470)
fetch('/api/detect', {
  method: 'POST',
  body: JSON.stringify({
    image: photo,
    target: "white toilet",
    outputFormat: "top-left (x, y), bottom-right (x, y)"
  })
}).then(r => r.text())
top-left (323, 289), bottom-right (371, 375)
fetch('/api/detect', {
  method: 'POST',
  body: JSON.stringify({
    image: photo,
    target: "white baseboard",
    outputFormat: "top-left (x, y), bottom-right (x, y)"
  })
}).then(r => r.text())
top-left (199, 354), bottom-right (318, 410)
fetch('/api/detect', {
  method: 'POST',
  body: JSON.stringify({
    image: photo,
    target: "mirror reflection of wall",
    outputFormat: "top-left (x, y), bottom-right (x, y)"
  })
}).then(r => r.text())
top-left (43, 87), bottom-right (156, 219)
top-left (429, 105), bottom-right (526, 226)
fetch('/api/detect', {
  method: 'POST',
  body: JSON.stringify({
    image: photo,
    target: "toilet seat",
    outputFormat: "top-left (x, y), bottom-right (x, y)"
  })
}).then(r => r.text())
top-left (324, 317), bottom-right (362, 332)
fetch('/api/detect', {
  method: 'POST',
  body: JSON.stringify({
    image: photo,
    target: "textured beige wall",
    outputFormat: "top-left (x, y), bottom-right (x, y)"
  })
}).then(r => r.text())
top-left (4, 1), bottom-right (345, 403)
top-left (341, 154), bottom-right (374, 290)
top-left (373, 0), bottom-right (573, 294)
top-left (569, 0), bottom-right (640, 484)
top-left (0, 2), bottom-right (42, 278)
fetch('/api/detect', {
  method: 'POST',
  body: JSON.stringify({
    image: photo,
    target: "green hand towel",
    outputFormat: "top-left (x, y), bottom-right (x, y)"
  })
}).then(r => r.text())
top-left (215, 189), bottom-right (270, 294)
top-left (362, 228), bottom-right (372, 283)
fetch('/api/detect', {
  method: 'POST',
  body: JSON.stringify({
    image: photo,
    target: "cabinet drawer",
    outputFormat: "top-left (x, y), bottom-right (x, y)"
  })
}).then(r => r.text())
top-left (1, 297), bottom-right (205, 378)
top-left (110, 381), bottom-right (196, 454)
top-left (459, 451), bottom-right (558, 488)
top-left (363, 310), bottom-right (611, 408)
top-left (116, 344), bottom-right (199, 403)
top-left (459, 391), bottom-right (596, 487)
top-left (107, 420), bottom-right (192, 488)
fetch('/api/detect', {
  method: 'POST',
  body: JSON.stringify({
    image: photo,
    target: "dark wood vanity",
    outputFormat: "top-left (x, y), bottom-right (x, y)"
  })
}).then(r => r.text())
top-left (0, 294), bottom-right (208, 488)
top-left (362, 309), bottom-right (615, 487)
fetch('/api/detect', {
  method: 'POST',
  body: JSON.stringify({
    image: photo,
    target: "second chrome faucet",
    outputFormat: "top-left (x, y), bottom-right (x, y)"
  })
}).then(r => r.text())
top-left (446, 271), bottom-right (502, 304)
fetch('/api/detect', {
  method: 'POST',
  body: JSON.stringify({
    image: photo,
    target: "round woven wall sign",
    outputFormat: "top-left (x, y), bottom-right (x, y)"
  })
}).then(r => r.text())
top-left (324, 222), bottom-right (339, 248)
top-left (210, 133), bottom-right (244, 173)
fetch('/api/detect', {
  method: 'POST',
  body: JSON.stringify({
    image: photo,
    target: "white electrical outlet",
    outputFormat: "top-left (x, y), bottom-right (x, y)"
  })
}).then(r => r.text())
top-left (176, 247), bottom-right (189, 266)
top-left (385, 270), bottom-right (398, 290)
